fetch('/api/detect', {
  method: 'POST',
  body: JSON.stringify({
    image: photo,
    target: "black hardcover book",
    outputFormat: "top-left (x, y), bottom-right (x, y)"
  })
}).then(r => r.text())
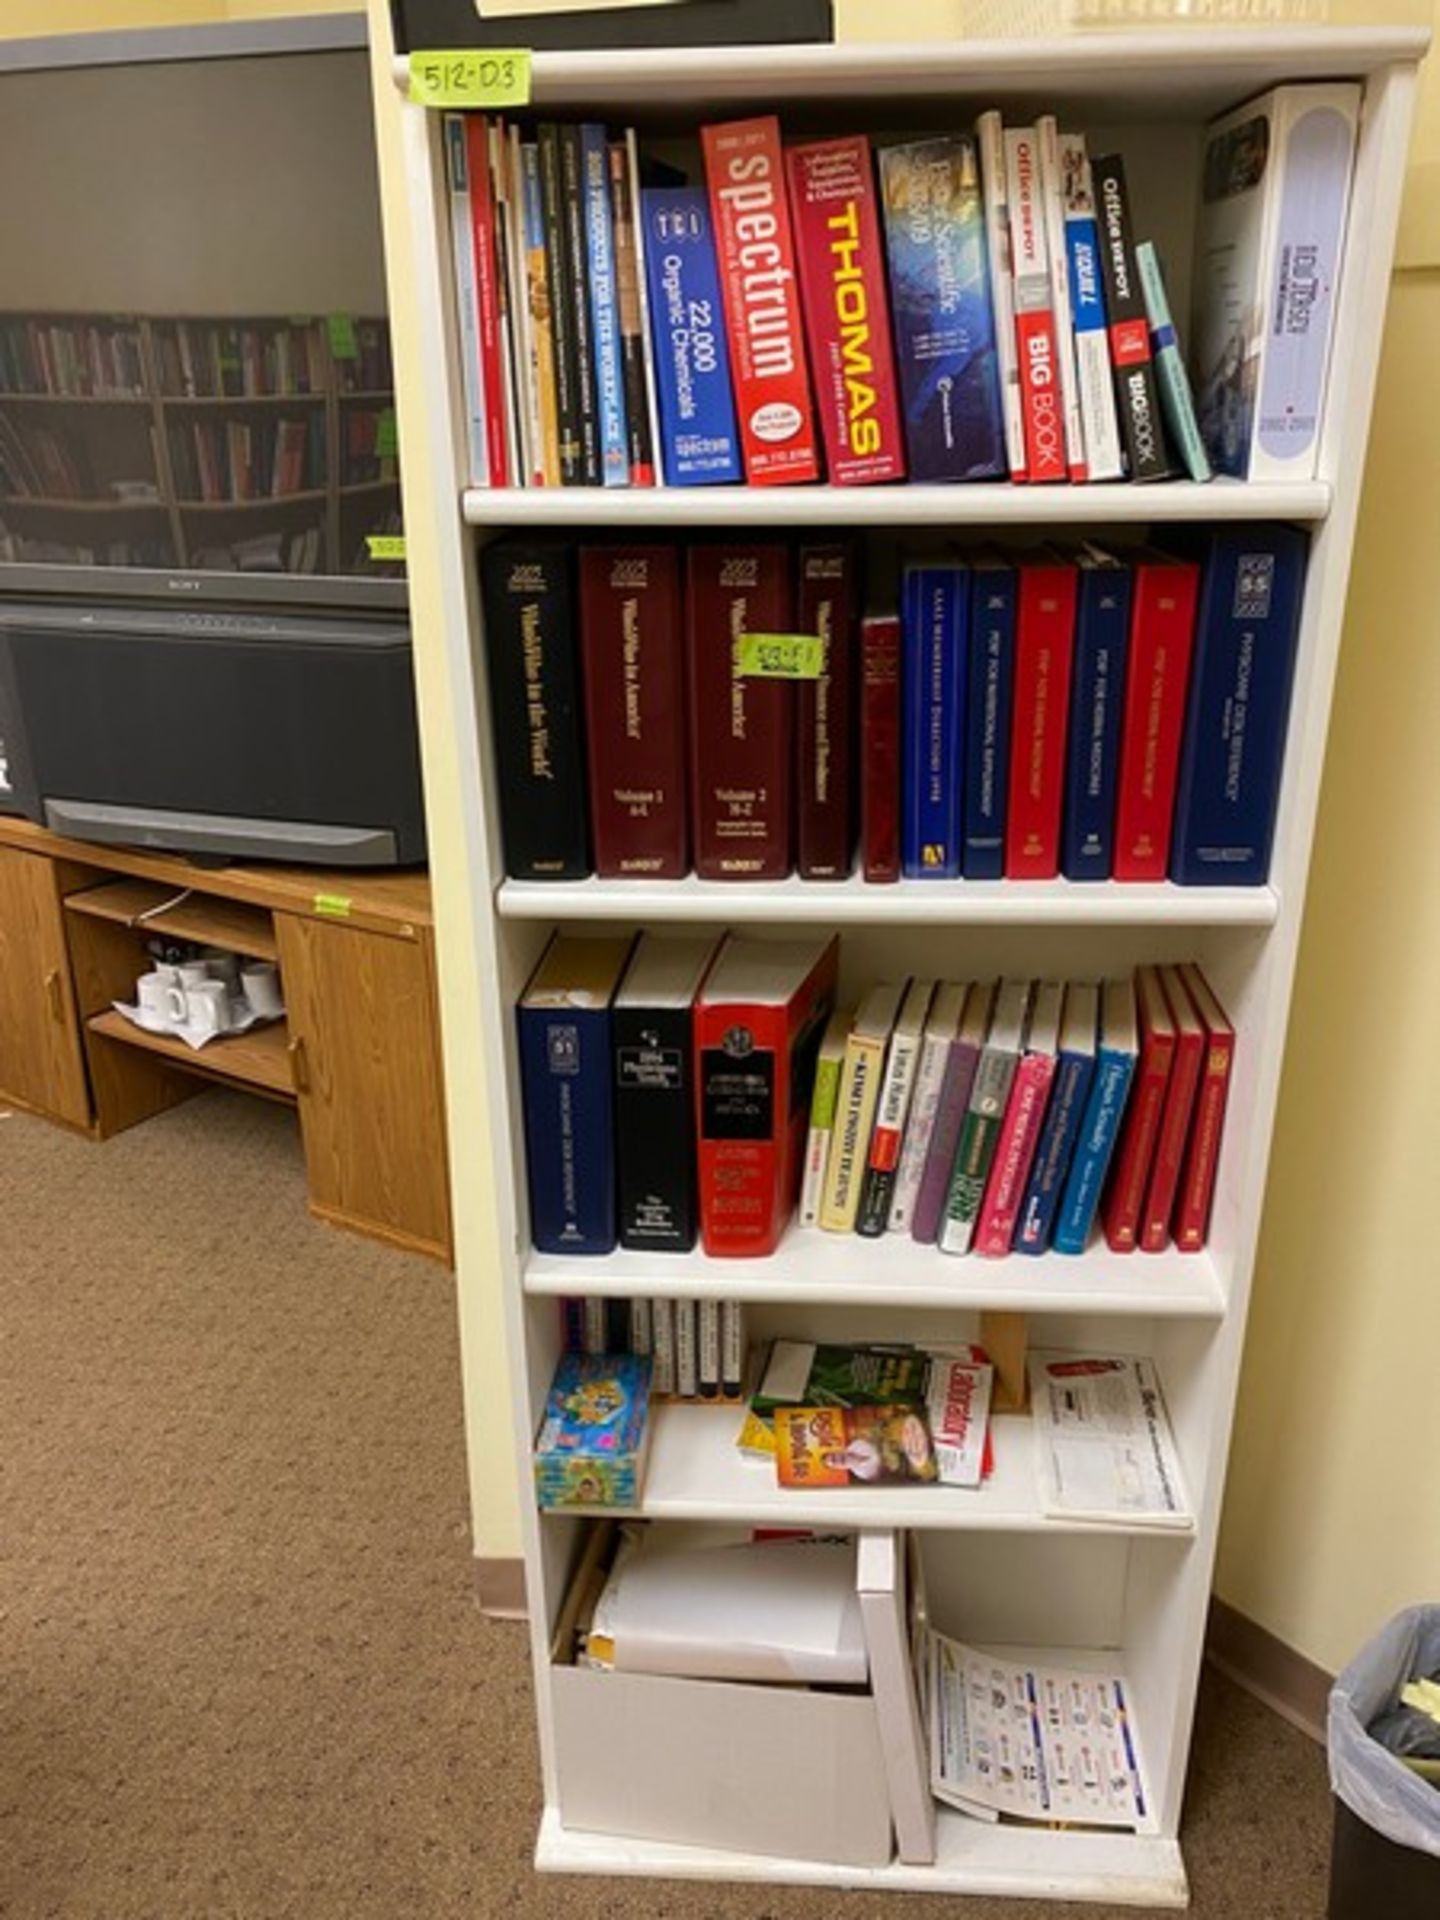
top-left (1090, 153), bottom-right (1174, 485)
top-left (479, 540), bottom-right (590, 878)
top-left (613, 932), bottom-right (717, 1251)
top-left (560, 124), bottom-right (602, 486)
top-left (538, 125), bottom-right (583, 486)
top-left (393, 0), bottom-right (834, 53)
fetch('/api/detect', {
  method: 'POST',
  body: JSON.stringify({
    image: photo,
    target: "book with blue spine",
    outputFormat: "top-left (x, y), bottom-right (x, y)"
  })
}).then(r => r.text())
top-left (1053, 977), bottom-right (1138, 1256)
top-left (902, 559), bottom-right (967, 878)
top-left (1059, 132), bottom-right (1123, 483)
top-left (581, 122), bottom-right (630, 488)
top-left (1062, 546), bottom-right (1132, 882)
top-left (518, 933), bottom-right (633, 1255)
top-left (1015, 982), bottom-right (1099, 1255)
top-left (1169, 524), bottom-right (1308, 885)
top-left (1136, 240), bottom-right (1210, 484)
top-left (640, 186), bottom-right (742, 487)
top-left (961, 550), bottom-right (1015, 880)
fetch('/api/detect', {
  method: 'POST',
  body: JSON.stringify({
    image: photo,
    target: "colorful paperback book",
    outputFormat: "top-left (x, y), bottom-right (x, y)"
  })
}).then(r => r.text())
top-left (534, 1351), bottom-right (652, 1512)
top-left (1059, 132), bottom-right (1124, 483)
top-left (975, 978), bottom-right (1062, 1257)
top-left (912, 980), bottom-right (994, 1245)
top-left (1136, 241), bottom-right (1210, 484)
top-left (878, 137), bottom-right (1006, 484)
top-left (1004, 126), bottom-right (1065, 486)
top-left (641, 187), bottom-right (742, 486)
top-left (740, 1338), bottom-right (929, 1459)
top-left (902, 561), bottom-right (967, 879)
top-left (537, 125), bottom-right (582, 486)
top-left (1015, 981), bottom-right (1099, 1255)
top-left (581, 123), bottom-right (630, 488)
top-left (962, 552), bottom-right (1016, 879)
top-left (857, 978), bottom-right (936, 1237)
top-left (1062, 545), bottom-right (1132, 882)
top-left (775, 1404), bottom-right (939, 1489)
top-left (1036, 117), bottom-right (1086, 482)
top-left (820, 980), bottom-right (906, 1234)
top-left (1052, 976), bottom-right (1138, 1256)
top-left (1091, 152), bottom-right (1172, 483)
top-left (925, 1355), bottom-right (994, 1489)
top-left (559, 125), bottom-right (601, 485)
top-left (520, 141), bottom-right (561, 486)
top-left (799, 1004), bottom-right (853, 1229)
top-left (976, 110), bottom-right (1027, 481)
top-left (939, 977), bottom-right (1031, 1257)
top-left (887, 982), bottom-right (969, 1236)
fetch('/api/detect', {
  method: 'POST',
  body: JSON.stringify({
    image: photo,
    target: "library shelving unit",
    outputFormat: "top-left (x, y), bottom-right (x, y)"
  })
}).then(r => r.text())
top-left (377, 22), bottom-right (1425, 1908)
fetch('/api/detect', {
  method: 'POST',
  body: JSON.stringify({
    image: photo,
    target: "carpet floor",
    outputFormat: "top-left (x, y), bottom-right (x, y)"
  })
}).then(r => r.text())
top-left (1, 1091), bottom-right (1334, 1920)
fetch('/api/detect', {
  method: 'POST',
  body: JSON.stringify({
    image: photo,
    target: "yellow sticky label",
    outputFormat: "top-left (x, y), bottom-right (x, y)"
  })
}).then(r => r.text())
top-left (734, 633), bottom-right (825, 680)
top-left (314, 892), bottom-right (352, 919)
top-left (408, 48), bottom-right (532, 109)
top-left (327, 312), bottom-right (359, 361)
top-left (366, 534), bottom-right (406, 560)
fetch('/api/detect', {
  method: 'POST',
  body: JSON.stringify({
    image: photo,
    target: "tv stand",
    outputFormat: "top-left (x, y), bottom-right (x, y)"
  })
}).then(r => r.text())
top-left (0, 816), bottom-right (451, 1263)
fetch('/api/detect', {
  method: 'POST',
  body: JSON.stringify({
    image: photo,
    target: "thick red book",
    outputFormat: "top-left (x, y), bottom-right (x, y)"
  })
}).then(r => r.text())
top-left (1140, 963), bottom-right (1206, 1251)
top-left (860, 612), bottom-right (900, 883)
top-left (795, 543), bottom-right (857, 879)
top-left (702, 116), bottom-right (821, 487)
top-left (785, 135), bottom-right (906, 487)
top-left (580, 545), bottom-right (687, 878)
top-left (695, 934), bottom-right (840, 1255)
top-left (1113, 554), bottom-right (1200, 881)
top-left (687, 543), bottom-right (794, 880)
top-left (465, 114), bottom-right (510, 488)
top-left (1173, 963), bottom-right (1235, 1253)
top-left (1005, 556), bottom-right (1077, 878)
top-left (1103, 964), bottom-right (1176, 1252)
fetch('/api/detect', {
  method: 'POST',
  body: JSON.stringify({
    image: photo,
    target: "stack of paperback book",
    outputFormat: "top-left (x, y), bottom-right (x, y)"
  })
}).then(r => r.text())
top-left (561, 1296), bottom-right (747, 1404)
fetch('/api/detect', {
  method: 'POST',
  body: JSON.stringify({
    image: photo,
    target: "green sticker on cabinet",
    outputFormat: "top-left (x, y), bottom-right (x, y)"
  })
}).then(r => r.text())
top-left (408, 48), bottom-right (532, 109)
top-left (734, 633), bottom-right (825, 680)
top-left (375, 407), bottom-right (399, 458)
top-left (314, 891), bottom-right (353, 919)
top-left (366, 534), bottom-right (406, 561)
top-left (327, 313), bottom-right (359, 361)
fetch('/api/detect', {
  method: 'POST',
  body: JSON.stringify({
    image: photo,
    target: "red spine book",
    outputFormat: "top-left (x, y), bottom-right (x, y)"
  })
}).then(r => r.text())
top-left (1173, 963), bottom-right (1235, 1253)
top-left (695, 935), bottom-right (840, 1256)
top-left (687, 543), bottom-right (794, 880)
top-left (1005, 126), bottom-right (1065, 486)
top-left (702, 116), bottom-right (821, 486)
top-left (1113, 554), bottom-right (1200, 881)
top-left (860, 612), bottom-right (900, 883)
top-left (580, 545), bottom-right (687, 878)
top-left (975, 1048), bottom-right (1058, 1257)
top-left (1005, 556), bottom-right (1077, 878)
top-left (465, 113), bottom-right (510, 488)
top-left (795, 543), bottom-right (857, 879)
top-left (1141, 963), bottom-right (1206, 1251)
top-left (1103, 964), bottom-right (1176, 1252)
top-left (785, 135), bottom-right (906, 488)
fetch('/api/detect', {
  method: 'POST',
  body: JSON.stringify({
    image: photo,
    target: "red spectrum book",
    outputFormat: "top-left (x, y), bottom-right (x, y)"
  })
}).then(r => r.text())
top-left (785, 135), bottom-right (906, 487)
top-left (1005, 553), bottom-right (1077, 879)
top-left (580, 545), bottom-right (687, 878)
top-left (695, 934), bottom-right (840, 1256)
top-left (975, 978), bottom-right (1062, 1257)
top-left (1102, 964), bottom-right (1177, 1252)
top-left (465, 114), bottom-right (511, 488)
top-left (1141, 963), bottom-right (1206, 1251)
top-left (687, 543), bottom-right (794, 880)
top-left (702, 116), bottom-right (822, 486)
top-left (861, 611), bottom-right (901, 883)
top-left (796, 542), bottom-right (857, 879)
top-left (1113, 553), bottom-right (1200, 881)
top-left (1173, 962), bottom-right (1235, 1252)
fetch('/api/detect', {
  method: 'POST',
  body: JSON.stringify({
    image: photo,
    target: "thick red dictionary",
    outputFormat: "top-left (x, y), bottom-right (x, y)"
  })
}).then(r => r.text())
top-left (1103, 964), bottom-right (1176, 1252)
top-left (702, 116), bottom-right (821, 486)
top-left (860, 612), bottom-right (901, 883)
top-left (795, 543), bottom-right (857, 879)
top-left (1140, 963), bottom-right (1206, 1251)
top-left (1173, 962), bottom-right (1235, 1253)
top-left (687, 543), bottom-right (794, 880)
top-left (695, 934), bottom-right (840, 1256)
top-left (465, 114), bottom-right (510, 488)
top-left (785, 135), bottom-right (906, 487)
top-left (1113, 554), bottom-right (1200, 881)
top-left (1005, 555), bottom-right (1077, 878)
top-left (580, 545), bottom-right (687, 878)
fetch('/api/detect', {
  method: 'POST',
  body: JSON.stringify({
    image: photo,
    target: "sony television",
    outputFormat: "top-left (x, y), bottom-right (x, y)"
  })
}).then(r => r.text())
top-left (0, 18), bottom-right (424, 867)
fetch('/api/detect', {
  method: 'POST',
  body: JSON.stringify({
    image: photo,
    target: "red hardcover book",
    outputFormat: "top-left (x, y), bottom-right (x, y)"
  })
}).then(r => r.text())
top-left (1173, 963), bottom-right (1235, 1253)
top-left (1113, 554), bottom-right (1200, 881)
top-left (702, 116), bottom-right (821, 486)
top-left (1103, 964), bottom-right (1176, 1252)
top-left (1005, 555), bottom-right (1077, 878)
top-left (695, 934), bottom-right (840, 1255)
top-left (1141, 963), bottom-right (1206, 1251)
top-left (795, 543), bottom-right (857, 879)
top-left (1005, 126), bottom-right (1066, 486)
top-left (687, 543), bottom-right (793, 880)
top-left (785, 135), bottom-right (906, 488)
top-left (580, 545), bottom-right (687, 878)
top-left (465, 114), bottom-right (511, 489)
top-left (860, 612), bottom-right (900, 883)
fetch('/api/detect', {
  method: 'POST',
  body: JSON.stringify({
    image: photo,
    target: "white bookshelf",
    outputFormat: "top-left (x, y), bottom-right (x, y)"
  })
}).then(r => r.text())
top-left (378, 22), bottom-right (1425, 1908)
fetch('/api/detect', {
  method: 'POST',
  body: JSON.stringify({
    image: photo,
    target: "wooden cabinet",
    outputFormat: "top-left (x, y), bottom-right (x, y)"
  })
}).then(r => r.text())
top-left (275, 911), bottom-right (451, 1261)
top-left (0, 844), bottom-right (91, 1130)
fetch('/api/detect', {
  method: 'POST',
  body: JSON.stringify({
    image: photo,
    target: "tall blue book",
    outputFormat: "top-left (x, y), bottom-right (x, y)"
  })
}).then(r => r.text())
top-left (1052, 977), bottom-right (1138, 1256)
top-left (1015, 981), bottom-right (1099, 1255)
top-left (517, 933), bottom-right (633, 1255)
top-left (961, 551), bottom-right (1016, 880)
top-left (1169, 524), bottom-right (1308, 886)
top-left (581, 123), bottom-right (630, 489)
top-left (640, 186), bottom-right (741, 487)
top-left (902, 561), bottom-right (967, 878)
top-left (1062, 547), bottom-right (1132, 882)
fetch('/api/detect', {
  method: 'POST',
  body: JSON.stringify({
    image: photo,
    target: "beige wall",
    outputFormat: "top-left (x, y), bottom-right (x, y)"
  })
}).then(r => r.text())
top-left (0, 1), bottom-right (355, 29)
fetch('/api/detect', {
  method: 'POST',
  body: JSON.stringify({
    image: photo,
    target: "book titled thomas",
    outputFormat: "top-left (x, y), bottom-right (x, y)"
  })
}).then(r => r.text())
top-left (533, 1351), bottom-right (653, 1512)
top-left (775, 1403), bottom-right (939, 1489)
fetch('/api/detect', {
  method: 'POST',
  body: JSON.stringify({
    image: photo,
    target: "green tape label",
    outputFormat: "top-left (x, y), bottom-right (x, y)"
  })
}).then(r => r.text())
top-left (375, 407), bottom-right (399, 459)
top-left (314, 891), bottom-right (352, 919)
top-left (327, 313), bottom-right (359, 361)
top-left (366, 534), bottom-right (406, 561)
top-left (408, 49), bottom-right (532, 109)
top-left (735, 633), bottom-right (825, 680)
